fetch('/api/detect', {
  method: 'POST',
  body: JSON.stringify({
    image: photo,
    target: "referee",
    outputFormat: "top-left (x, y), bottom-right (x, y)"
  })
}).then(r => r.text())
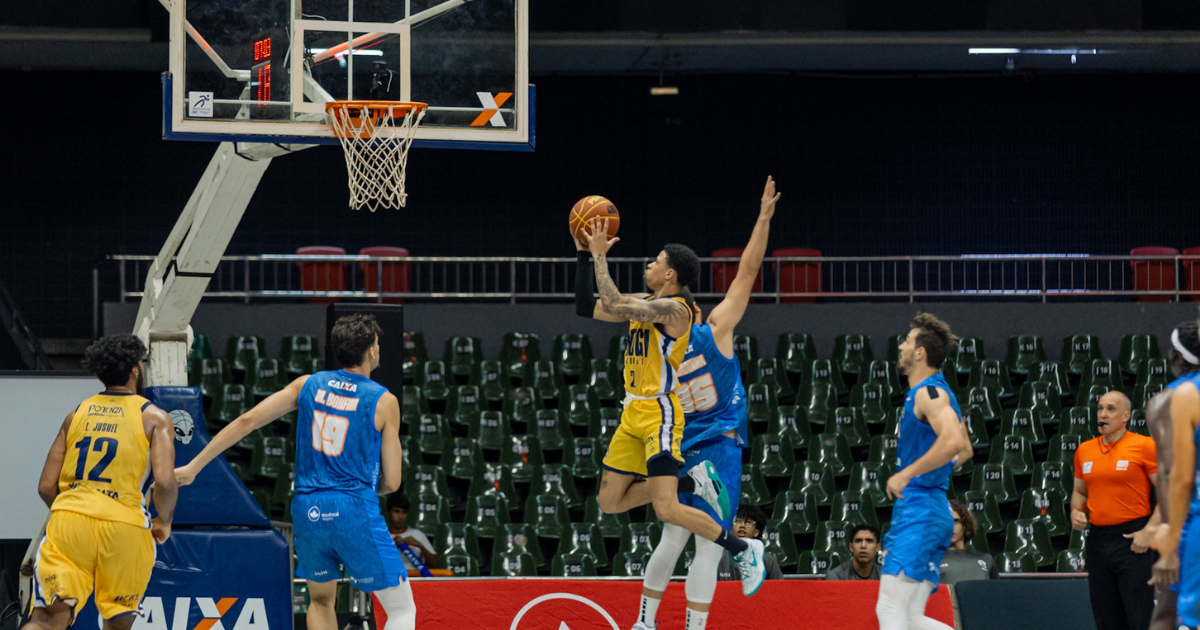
top-left (1071, 390), bottom-right (1160, 630)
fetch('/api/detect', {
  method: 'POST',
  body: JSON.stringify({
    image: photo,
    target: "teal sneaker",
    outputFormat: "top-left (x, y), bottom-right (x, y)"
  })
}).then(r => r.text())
top-left (687, 460), bottom-right (731, 521)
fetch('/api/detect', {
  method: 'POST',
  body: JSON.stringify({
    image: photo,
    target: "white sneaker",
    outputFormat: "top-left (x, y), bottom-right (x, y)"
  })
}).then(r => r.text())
top-left (631, 623), bottom-right (656, 630)
top-left (688, 460), bottom-right (731, 521)
top-left (733, 538), bottom-right (766, 597)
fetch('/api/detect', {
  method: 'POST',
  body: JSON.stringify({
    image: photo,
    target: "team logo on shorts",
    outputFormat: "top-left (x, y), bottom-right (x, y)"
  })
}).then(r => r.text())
top-left (307, 506), bottom-right (321, 522)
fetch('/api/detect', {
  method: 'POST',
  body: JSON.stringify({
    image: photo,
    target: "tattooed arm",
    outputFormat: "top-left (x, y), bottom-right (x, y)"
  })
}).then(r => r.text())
top-left (582, 217), bottom-right (690, 330)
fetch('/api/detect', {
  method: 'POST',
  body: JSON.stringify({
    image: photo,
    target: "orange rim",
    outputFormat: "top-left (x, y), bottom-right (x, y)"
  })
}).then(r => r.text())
top-left (325, 101), bottom-right (429, 138)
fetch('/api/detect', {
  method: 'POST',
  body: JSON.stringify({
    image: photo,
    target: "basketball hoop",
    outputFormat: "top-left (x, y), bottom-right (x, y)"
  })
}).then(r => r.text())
top-left (325, 101), bottom-right (428, 212)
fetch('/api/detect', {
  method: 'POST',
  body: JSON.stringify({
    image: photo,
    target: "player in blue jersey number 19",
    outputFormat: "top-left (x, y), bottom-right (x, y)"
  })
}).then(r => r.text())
top-left (630, 176), bottom-right (780, 630)
top-left (175, 315), bottom-right (417, 630)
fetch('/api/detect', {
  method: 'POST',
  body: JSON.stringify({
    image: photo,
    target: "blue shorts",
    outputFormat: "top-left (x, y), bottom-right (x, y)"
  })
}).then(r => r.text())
top-left (1178, 515), bottom-right (1200, 626)
top-left (881, 487), bottom-right (953, 587)
top-left (291, 490), bottom-right (406, 592)
top-left (679, 436), bottom-right (742, 530)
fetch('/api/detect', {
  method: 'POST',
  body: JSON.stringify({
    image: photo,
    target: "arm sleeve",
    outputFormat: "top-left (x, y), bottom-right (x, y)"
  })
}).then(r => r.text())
top-left (575, 251), bottom-right (597, 317)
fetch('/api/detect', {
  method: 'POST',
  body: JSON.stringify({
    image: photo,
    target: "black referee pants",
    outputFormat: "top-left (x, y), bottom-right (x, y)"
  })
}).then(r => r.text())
top-left (1088, 516), bottom-right (1157, 630)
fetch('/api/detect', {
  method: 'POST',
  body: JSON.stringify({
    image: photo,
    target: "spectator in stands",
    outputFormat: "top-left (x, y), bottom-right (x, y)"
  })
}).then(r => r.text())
top-left (1071, 390), bottom-right (1159, 630)
top-left (826, 524), bottom-right (882, 580)
top-left (939, 500), bottom-right (997, 584)
top-left (717, 505), bottom-right (784, 581)
top-left (384, 492), bottom-right (439, 572)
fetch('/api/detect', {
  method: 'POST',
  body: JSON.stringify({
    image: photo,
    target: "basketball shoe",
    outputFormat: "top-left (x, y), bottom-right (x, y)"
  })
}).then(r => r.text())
top-left (687, 460), bottom-right (730, 521)
top-left (733, 538), bottom-right (766, 597)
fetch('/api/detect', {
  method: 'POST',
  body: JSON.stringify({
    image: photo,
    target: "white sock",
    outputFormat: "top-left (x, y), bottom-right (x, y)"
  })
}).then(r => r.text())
top-left (639, 595), bottom-right (661, 627)
top-left (375, 580), bottom-right (416, 630)
top-left (686, 608), bottom-right (709, 630)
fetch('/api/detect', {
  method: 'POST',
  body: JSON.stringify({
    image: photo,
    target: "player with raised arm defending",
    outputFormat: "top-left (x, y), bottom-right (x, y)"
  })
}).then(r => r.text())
top-left (25, 334), bottom-right (177, 630)
top-left (876, 314), bottom-right (972, 630)
top-left (574, 217), bottom-right (766, 603)
top-left (175, 314), bottom-right (416, 630)
top-left (630, 176), bottom-right (780, 630)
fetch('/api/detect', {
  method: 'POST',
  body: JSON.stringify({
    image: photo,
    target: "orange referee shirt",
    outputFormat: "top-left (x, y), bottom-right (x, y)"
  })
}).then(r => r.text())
top-left (1074, 431), bottom-right (1157, 526)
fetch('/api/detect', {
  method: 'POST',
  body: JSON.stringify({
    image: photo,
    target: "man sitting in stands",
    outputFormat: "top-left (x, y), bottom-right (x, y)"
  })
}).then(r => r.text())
top-left (826, 524), bottom-right (882, 581)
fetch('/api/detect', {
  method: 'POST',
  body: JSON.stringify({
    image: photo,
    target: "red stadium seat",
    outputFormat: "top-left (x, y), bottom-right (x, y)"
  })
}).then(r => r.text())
top-left (1184, 247), bottom-right (1200, 302)
top-left (1129, 246), bottom-right (1178, 303)
top-left (710, 248), bottom-right (763, 296)
top-left (773, 247), bottom-right (821, 303)
top-left (295, 246), bottom-right (347, 304)
top-left (359, 246), bottom-right (412, 304)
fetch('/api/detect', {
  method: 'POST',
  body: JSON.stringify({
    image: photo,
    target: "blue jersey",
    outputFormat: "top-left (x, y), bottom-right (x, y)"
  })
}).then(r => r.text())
top-left (295, 370), bottom-right (388, 497)
top-left (674, 323), bottom-right (747, 450)
top-left (1169, 372), bottom-right (1200, 517)
top-left (897, 373), bottom-right (962, 492)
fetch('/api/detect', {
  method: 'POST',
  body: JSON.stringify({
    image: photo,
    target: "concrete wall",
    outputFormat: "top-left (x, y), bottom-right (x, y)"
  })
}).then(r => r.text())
top-left (104, 301), bottom-right (1200, 362)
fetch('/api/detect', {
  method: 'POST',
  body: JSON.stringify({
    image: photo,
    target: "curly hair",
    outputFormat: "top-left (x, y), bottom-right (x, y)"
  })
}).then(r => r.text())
top-left (82, 334), bottom-right (147, 387)
top-left (735, 503), bottom-right (768, 539)
top-left (910, 312), bottom-right (959, 369)
top-left (331, 313), bottom-right (383, 367)
top-left (663, 243), bottom-right (700, 314)
top-left (948, 499), bottom-right (977, 542)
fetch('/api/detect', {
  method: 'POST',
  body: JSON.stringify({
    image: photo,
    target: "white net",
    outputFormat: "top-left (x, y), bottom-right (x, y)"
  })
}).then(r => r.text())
top-left (326, 102), bottom-right (427, 212)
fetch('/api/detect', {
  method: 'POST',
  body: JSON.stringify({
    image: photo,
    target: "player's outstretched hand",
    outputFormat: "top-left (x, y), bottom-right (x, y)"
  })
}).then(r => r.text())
top-left (582, 218), bottom-right (619, 257)
top-left (759, 176), bottom-right (780, 221)
top-left (151, 517), bottom-right (172, 544)
top-left (174, 464), bottom-right (197, 487)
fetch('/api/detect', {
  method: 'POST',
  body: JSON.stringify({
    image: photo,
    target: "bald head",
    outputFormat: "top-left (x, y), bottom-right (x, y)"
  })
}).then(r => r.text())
top-left (1096, 390), bottom-right (1132, 440)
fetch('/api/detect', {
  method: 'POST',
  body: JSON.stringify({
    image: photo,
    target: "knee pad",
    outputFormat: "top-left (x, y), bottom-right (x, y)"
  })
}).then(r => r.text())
top-left (374, 581), bottom-right (416, 630)
top-left (685, 537), bottom-right (723, 605)
top-left (644, 523), bottom-right (690, 591)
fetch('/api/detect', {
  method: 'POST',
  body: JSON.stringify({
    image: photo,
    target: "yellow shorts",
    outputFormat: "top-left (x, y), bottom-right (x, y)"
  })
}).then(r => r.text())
top-left (32, 510), bottom-right (155, 620)
top-left (602, 396), bottom-right (685, 476)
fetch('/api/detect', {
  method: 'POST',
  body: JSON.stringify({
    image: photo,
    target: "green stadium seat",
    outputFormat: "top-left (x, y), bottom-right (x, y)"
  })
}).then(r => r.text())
top-left (443, 336), bottom-right (483, 379)
top-left (963, 406), bottom-right (990, 449)
top-left (1033, 461), bottom-right (1072, 503)
top-left (249, 435), bottom-right (288, 480)
top-left (215, 384), bottom-right (249, 423)
top-left (496, 522), bottom-right (544, 567)
top-left (1077, 383), bottom-right (1113, 410)
top-left (988, 435), bottom-right (1035, 476)
top-left (500, 332), bottom-right (540, 386)
top-left (1135, 358), bottom-right (1170, 389)
top-left (464, 493), bottom-right (510, 539)
top-left (270, 462), bottom-right (294, 513)
top-left (1034, 361), bottom-right (1072, 397)
top-left (962, 490), bottom-right (1003, 535)
top-left (527, 360), bottom-right (563, 405)
top-left (552, 333), bottom-right (594, 382)
top-left (1069, 527), bottom-right (1090, 552)
top-left (412, 413), bottom-right (450, 459)
top-left (814, 520), bottom-right (852, 556)
top-left (565, 437), bottom-right (602, 480)
top-left (769, 405), bottom-right (811, 450)
top-left (585, 495), bottom-right (630, 539)
top-left (589, 358), bottom-right (622, 404)
top-left (619, 522), bottom-right (663, 556)
top-left (401, 331), bottom-right (427, 384)
top-left (971, 463), bottom-right (1019, 504)
top-left (798, 381), bottom-right (838, 426)
top-left (1118, 334), bottom-right (1162, 378)
top-left (449, 385), bottom-right (484, 430)
top-left (1133, 381), bottom-right (1167, 413)
top-left (968, 360), bottom-right (1015, 399)
top-left (885, 332), bottom-right (906, 366)
top-left (848, 462), bottom-right (893, 507)
top-left (867, 434), bottom-right (899, 467)
top-left (1080, 359), bottom-right (1121, 393)
top-left (1004, 518), bottom-right (1055, 567)
top-left (1056, 549), bottom-right (1087, 573)
top-left (832, 334), bottom-right (874, 378)
top-left (190, 357), bottom-right (228, 402)
top-left (501, 434), bottom-right (543, 482)
top-left (732, 335), bottom-right (759, 382)
top-left (226, 335), bottom-right (264, 380)
top-left (552, 549), bottom-right (600, 573)
top-left (608, 334), bottom-right (627, 364)
top-left (1018, 488), bottom-right (1070, 538)
top-left (525, 493), bottom-right (571, 540)
top-left (560, 384), bottom-right (600, 431)
top-left (940, 357), bottom-right (961, 395)
top-left (469, 410), bottom-right (510, 452)
top-left (536, 463), bottom-right (582, 508)
top-left (1004, 335), bottom-right (1047, 375)
top-left (472, 360), bottom-right (507, 406)
top-left (469, 462), bottom-right (520, 507)
top-left (789, 461), bottom-right (836, 506)
top-left (850, 382), bottom-right (892, 426)
top-left (1061, 335), bottom-right (1103, 376)
top-left (398, 436), bottom-right (419, 484)
top-left (995, 551), bottom-right (1036, 574)
top-left (741, 464), bottom-right (772, 506)
top-left (754, 358), bottom-right (793, 401)
top-left (965, 532), bottom-right (990, 556)
top-left (610, 552), bottom-right (649, 577)
top-left (998, 408), bottom-right (1047, 447)
top-left (1058, 406), bottom-right (1096, 438)
top-left (771, 490), bottom-right (820, 534)
top-left (807, 432), bottom-right (853, 476)
top-left (503, 386), bottom-right (540, 427)
top-left (952, 337), bottom-right (987, 375)
top-left (491, 551), bottom-right (538, 576)
top-left (964, 386), bottom-right (1002, 422)
top-left (1047, 434), bottom-right (1083, 476)
top-left (796, 550), bottom-right (843, 575)
top-left (864, 360), bottom-right (903, 400)
top-left (401, 386), bottom-right (429, 421)
top-left (444, 554), bottom-right (481, 577)
top-left (1017, 381), bottom-right (1063, 424)
top-left (421, 361), bottom-right (450, 405)
top-left (751, 434), bottom-right (795, 479)
top-left (591, 407), bottom-right (623, 448)
top-left (246, 358), bottom-right (285, 399)
top-left (413, 492), bottom-right (451, 531)
top-left (776, 332), bottom-right (818, 379)
top-left (830, 406), bottom-right (869, 448)
top-left (533, 409), bottom-right (570, 452)
top-left (434, 522), bottom-right (481, 559)
top-left (831, 490), bottom-right (878, 527)
top-left (746, 383), bottom-right (778, 427)
top-left (412, 464), bottom-right (451, 497)
top-left (763, 520), bottom-right (799, 569)
top-left (440, 437), bottom-right (482, 481)
top-left (1128, 409), bottom-right (1151, 436)
top-left (188, 333), bottom-right (214, 367)
top-left (559, 522), bottom-right (609, 568)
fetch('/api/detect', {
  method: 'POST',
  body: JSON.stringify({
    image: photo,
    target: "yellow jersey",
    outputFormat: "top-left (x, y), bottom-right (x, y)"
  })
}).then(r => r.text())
top-left (623, 295), bottom-right (693, 398)
top-left (52, 392), bottom-right (153, 529)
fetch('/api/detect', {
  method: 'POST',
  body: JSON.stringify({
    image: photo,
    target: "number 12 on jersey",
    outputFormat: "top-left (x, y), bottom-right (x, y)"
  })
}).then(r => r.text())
top-left (312, 411), bottom-right (348, 456)
top-left (675, 373), bottom-right (717, 413)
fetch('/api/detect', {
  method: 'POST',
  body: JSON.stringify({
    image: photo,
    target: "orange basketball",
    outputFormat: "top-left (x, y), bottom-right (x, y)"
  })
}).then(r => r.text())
top-left (569, 195), bottom-right (620, 245)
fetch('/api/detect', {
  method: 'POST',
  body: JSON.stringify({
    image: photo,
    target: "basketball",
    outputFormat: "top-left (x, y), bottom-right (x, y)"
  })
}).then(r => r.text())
top-left (569, 195), bottom-right (620, 244)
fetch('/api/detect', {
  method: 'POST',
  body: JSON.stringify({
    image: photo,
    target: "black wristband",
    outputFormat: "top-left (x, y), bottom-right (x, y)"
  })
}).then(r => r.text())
top-left (575, 251), bottom-right (597, 317)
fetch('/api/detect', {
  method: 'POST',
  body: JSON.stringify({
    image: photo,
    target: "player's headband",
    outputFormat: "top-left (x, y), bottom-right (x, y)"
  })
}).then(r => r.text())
top-left (1172, 328), bottom-right (1200, 366)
